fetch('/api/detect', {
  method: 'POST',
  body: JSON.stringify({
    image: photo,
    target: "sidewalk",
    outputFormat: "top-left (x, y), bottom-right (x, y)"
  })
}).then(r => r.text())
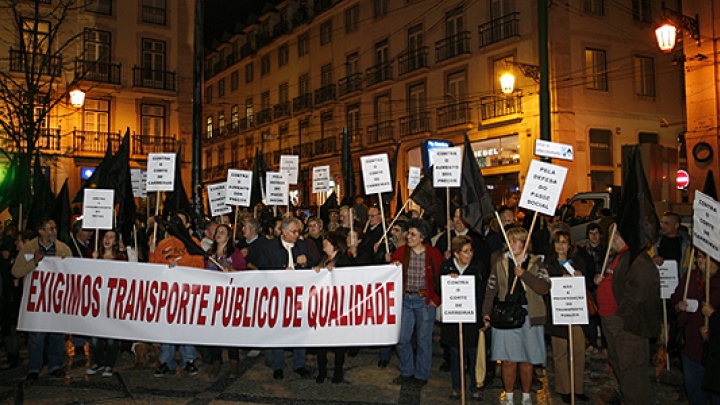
top-left (0, 332), bottom-right (688, 404)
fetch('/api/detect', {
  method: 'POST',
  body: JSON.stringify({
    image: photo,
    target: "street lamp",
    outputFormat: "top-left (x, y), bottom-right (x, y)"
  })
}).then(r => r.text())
top-left (655, 1), bottom-right (700, 53)
top-left (500, 72), bottom-right (515, 95)
top-left (68, 85), bottom-right (85, 108)
top-left (499, 60), bottom-right (540, 94)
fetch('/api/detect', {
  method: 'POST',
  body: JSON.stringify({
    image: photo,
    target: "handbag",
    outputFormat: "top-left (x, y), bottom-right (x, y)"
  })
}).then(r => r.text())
top-left (586, 289), bottom-right (598, 316)
top-left (490, 276), bottom-right (527, 329)
top-left (667, 320), bottom-right (686, 355)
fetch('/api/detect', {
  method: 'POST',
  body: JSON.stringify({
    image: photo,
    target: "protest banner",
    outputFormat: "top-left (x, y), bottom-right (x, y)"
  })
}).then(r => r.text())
top-left (83, 189), bottom-right (115, 230)
top-left (226, 169), bottom-right (253, 207)
top-left (360, 154), bottom-right (393, 195)
top-left (279, 155), bottom-right (299, 185)
top-left (519, 160), bottom-right (568, 217)
top-left (18, 258), bottom-right (402, 347)
top-left (266, 172), bottom-right (289, 206)
top-left (207, 183), bottom-right (233, 217)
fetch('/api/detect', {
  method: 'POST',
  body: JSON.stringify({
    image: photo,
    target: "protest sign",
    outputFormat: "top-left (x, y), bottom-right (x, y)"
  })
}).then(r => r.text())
top-left (549, 277), bottom-right (588, 325)
top-left (83, 189), bottom-right (115, 230)
top-left (225, 169), bottom-right (252, 207)
top-left (519, 160), bottom-right (568, 216)
top-left (360, 154), bottom-right (393, 194)
top-left (658, 260), bottom-right (679, 300)
top-left (208, 183), bottom-right (232, 217)
top-left (130, 169), bottom-right (147, 198)
top-left (693, 191), bottom-right (720, 262)
top-left (266, 172), bottom-right (289, 206)
top-left (279, 155), bottom-right (299, 185)
top-left (408, 166), bottom-right (421, 190)
top-left (146, 153), bottom-right (176, 192)
top-left (431, 147), bottom-right (462, 188)
top-left (440, 275), bottom-right (476, 323)
top-left (312, 166), bottom-right (331, 194)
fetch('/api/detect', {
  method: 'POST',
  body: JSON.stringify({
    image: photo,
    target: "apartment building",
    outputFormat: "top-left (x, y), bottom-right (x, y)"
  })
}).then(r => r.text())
top-left (0, 0), bottom-right (194, 200)
top-left (202, 0), bottom-right (685, 207)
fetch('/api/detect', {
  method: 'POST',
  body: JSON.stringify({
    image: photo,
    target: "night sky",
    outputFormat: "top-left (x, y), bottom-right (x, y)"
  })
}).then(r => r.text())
top-left (204, 0), bottom-right (268, 48)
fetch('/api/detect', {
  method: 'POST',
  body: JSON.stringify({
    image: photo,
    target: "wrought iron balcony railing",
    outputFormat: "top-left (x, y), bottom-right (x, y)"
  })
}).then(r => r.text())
top-left (256, 108), bottom-right (273, 125)
top-left (338, 73), bottom-right (363, 96)
top-left (367, 120), bottom-right (395, 143)
top-left (480, 93), bottom-right (522, 121)
top-left (478, 12), bottom-right (520, 48)
top-left (435, 31), bottom-right (471, 63)
top-left (274, 102), bottom-right (291, 119)
top-left (314, 84), bottom-right (337, 104)
top-left (314, 136), bottom-right (337, 155)
top-left (437, 101), bottom-right (471, 129)
top-left (9, 49), bottom-right (62, 76)
top-left (398, 47), bottom-right (428, 76)
top-left (75, 60), bottom-right (121, 84)
top-left (72, 130), bottom-right (121, 156)
top-left (132, 67), bottom-right (176, 91)
top-left (293, 93), bottom-right (313, 113)
top-left (399, 111), bottom-right (430, 136)
top-left (366, 62), bottom-right (393, 85)
top-left (131, 134), bottom-right (176, 156)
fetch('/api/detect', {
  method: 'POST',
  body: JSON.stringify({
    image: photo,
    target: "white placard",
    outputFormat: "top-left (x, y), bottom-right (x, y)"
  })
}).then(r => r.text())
top-left (279, 155), bottom-right (299, 185)
top-left (658, 260), bottom-right (679, 300)
top-left (519, 160), bottom-right (568, 216)
top-left (266, 172), bottom-right (289, 206)
top-left (440, 275), bottom-right (476, 323)
top-left (408, 166), bottom-right (421, 190)
top-left (226, 169), bottom-right (253, 207)
top-left (312, 166), bottom-right (331, 194)
top-left (693, 191), bottom-right (720, 262)
top-left (130, 169), bottom-right (147, 198)
top-left (549, 276), bottom-right (588, 325)
top-left (208, 183), bottom-right (233, 217)
top-left (83, 189), bottom-right (115, 230)
top-left (360, 154), bottom-right (393, 195)
top-left (534, 139), bottom-right (574, 161)
top-left (431, 147), bottom-right (462, 188)
top-left (146, 153), bottom-right (176, 192)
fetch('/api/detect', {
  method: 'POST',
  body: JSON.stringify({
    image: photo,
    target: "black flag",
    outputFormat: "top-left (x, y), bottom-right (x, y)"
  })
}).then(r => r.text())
top-left (72, 132), bottom-right (115, 203)
top-left (381, 142), bottom-right (401, 205)
top-left (409, 168), bottom-right (447, 227)
top-left (319, 191), bottom-right (339, 227)
top-left (27, 153), bottom-right (56, 232)
top-left (703, 170), bottom-right (717, 201)
top-left (617, 146), bottom-right (659, 259)
top-left (162, 146), bottom-right (192, 219)
top-left (250, 148), bottom-right (268, 209)
top-left (341, 128), bottom-right (355, 206)
top-left (460, 132), bottom-right (495, 234)
top-left (51, 179), bottom-right (71, 245)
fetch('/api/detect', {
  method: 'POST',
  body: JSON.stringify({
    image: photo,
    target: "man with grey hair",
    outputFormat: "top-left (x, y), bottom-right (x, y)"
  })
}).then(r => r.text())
top-left (239, 217), bottom-right (264, 269)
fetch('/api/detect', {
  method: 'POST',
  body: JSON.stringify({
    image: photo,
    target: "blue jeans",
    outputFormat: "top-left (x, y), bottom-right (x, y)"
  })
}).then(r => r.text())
top-left (451, 346), bottom-right (479, 392)
top-left (159, 344), bottom-right (196, 369)
top-left (267, 348), bottom-right (306, 371)
top-left (378, 345), bottom-right (394, 362)
top-left (28, 332), bottom-right (65, 374)
top-left (680, 354), bottom-right (720, 405)
top-left (397, 293), bottom-right (436, 381)
top-left (91, 337), bottom-right (119, 368)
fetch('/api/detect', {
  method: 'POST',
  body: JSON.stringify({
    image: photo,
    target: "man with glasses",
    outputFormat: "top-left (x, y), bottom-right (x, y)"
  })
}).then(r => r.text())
top-left (13, 218), bottom-right (73, 382)
top-left (358, 206), bottom-right (385, 264)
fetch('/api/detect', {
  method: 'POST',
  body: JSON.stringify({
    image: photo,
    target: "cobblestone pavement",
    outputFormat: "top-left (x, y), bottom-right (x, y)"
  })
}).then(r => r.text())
top-left (0, 329), bottom-right (689, 404)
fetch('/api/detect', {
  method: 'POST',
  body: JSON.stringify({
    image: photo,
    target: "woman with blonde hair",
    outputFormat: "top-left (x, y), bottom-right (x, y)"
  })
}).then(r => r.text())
top-left (482, 226), bottom-right (550, 405)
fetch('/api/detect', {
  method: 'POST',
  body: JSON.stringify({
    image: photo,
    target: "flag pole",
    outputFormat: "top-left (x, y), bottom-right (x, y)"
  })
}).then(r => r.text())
top-left (599, 224), bottom-right (617, 277)
top-left (378, 199), bottom-right (411, 248)
top-left (152, 191), bottom-right (161, 252)
top-left (706, 256), bottom-right (711, 329)
top-left (569, 322), bottom-right (575, 405)
top-left (460, 323), bottom-right (466, 405)
top-left (377, 193), bottom-right (390, 254)
top-left (233, 206), bottom-right (239, 242)
top-left (446, 187), bottom-right (451, 255)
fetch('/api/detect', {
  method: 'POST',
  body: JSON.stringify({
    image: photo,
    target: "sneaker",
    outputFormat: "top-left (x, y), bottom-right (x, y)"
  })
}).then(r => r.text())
top-left (246, 349), bottom-right (261, 358)
top-left (102, 367), bottom-right (113, 378)
top-left (154, 363), bottom-right (171, 377)
top-left (500, 397), bottom-right (514, 405)
top-left (521, 397), bottom-right (533, 405)
top-left (184, 361), bottom-right (199, 375)
top-left (86, 364), bottom-right (102, 375)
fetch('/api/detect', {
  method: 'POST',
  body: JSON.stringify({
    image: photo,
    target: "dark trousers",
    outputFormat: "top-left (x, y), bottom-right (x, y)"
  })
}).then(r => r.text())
top-left (602, 315), bottom-right (652, 405)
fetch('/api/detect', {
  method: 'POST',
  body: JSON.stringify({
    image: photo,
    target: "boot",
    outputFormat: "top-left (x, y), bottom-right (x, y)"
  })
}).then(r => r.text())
top-left (133, 343), bottom-right (148, 369)
top-left (316, 351), bottom-right (327, 383)
top-left (228, 360), bottom-right (239, 378)
top-left (152, 344), bottom-right (161, 368)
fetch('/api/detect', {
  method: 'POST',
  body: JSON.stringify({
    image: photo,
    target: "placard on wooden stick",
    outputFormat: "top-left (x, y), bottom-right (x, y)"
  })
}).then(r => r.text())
top-left (360, 154), bottom-right (393, 194)
top-left (408, 166), bottom-right (421, 190)
top-left (208, 183), bottom-right (232, 217)
top-left (519, 160), bottom-right (568, 216)
top-left (658, 260), bottom-right (679, 300)
top-left (549, 277), bottom-right (588, 325)
top-left (266, 172), bottom-right (289, 206)
top-left (83, 189), bottom-right (115, 230)
top-left (146, 153), bottom-right (176, 192)
top-left (693, 191), bottom-right (720, 262)
top-left (430, 147), bottom-right (462, 188)
top-left (279, 155), bottom-right (299, 185)
top-left (312, 166), bottom-right (331, 194)
top-left (226, 169), bottom-right (252, 207)
top-left (130, 169), bottom-right (147, 198)
top-left (440, 275), bottom-right (476, 323)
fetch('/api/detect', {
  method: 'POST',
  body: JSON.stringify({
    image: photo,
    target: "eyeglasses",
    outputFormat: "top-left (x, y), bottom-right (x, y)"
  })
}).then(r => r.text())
top-left (285, 229), bottom-right (301, 234)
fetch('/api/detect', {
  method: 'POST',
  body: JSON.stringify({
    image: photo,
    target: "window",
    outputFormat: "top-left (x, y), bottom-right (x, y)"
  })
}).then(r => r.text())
top-left (321, 111), bottom-right (333, 139)
top-left (632, 0), bottom-right (651, 23)
top-left (205, 85), bottom-right (212, 103)
top-left (634, 55), bottom-right (655, 97)
top-left (589, 129), bottom-right (612, 166)
top-left (445, 6), bottom-right (464, 37)
top-left (83, 99), bottom-right (110, 133)
top-left (261, 91), bottom-right (270, 110)
top-left (141, 38), bottom-right (166, 84)
top-left (320, 20), bottom-right (332, 46)
top-left (245, 63), bottom-right (254, 83)
top-left (206, 150), bottom-right (213, 170)
top-left (279, 82), bottom-right (289, 103)
top-left (218, 78), bottom-right (225, 97)
top-left (638, 132), bottom-right (658, 144)
top-left (86, 0), bottom-right (112, 15)
top-left (583, 0), bottom-right (604, 15)
top-left (374, 0), bottom-right (388, 18)
top-left (375, 39), bottom-right (388, 66)
top-left (141, 0), bottom-right (166, 25)
top-left (217, 145), bottom-right (225, 166)
top-left (321, 64), bottom-right (333, 87)
top-left (245, 98), bottom-right (254, 124)
top-left (22, 19), bottom-right (50, 54)
top-left (346, 52), bottom-right (359, 76)
top-left (230, 141), bottom-right (239, 164)
top-left (84, 29), bottom-right (111, 63)
top-left (278, 44), bottom-right (289, 67)
top-left (230, 70), bottom-right (239, 91)
top-left (218, 111), bottom-right (225, 132)
top-left (408, 82), bottom-right (426, 114)
top-left (261, 54), bottom-right (270, 76)
top-left (375, 94), bottom-right (391, 122)
top-left (585, 48), bottom-right (607, 91)
top-left (345, 5), bottom-right (359, 33)
top-left (298, 32), bottom-right (309, 57)
top-left (346, 104), bottom-right (360, 136)
top-left (141, 104), bottom-right (165, 136)
top-left (446, 70), bottom-right (467, 101)
top-left (206, 116), bottom-right (213, 138)
top-left (299, 73), bottom-right (310, 95)
top-left (408, 24), bottom-right (424, 49)
top-left (231, 104), bottom-right (239, 127)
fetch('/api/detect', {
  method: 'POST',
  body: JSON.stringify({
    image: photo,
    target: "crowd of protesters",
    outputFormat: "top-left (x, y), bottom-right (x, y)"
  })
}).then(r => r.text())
top-left (1, 196), bottom-right (719, 405)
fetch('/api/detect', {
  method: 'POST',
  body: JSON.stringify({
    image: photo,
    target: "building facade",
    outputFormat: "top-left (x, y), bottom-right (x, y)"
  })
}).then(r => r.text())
top-left (202, 0), bottom-right (685, 208)
top-left (0, 0), bottom-right (194, 205)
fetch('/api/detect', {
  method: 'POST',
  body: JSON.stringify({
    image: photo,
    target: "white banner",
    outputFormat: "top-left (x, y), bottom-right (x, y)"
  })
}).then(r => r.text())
top-left (519, 160), bottom-right (568, 216)
top-left (279, 155), bottom-right (299, 185)
top-left (408, 166), bottom-right (421, 190)
top-left (658, 260), bottom-right (679, 300)
top-left (266, 172), bottom-right (289, 206)
top-left (83, 189), bottom-right (115, 230)
top-left (361, 153), bottom-right (393, 195)
top-left (146, 153), bottom-right (176, 192)
top-left (207, 183), bottom-right (233, 217)
top-left (18, 258), bottom-right (402, 347)
top-left (226, 169), bottom-right (253, 207)
top-left (431, 147), bottom-right (462, 188)
top-left (440, 275), bottom-right (476, 323)
top-left (549, 277), bottom-right (588, 325)
top-left (312, 166), bottom-right (331, 194)
top-left (693, 191), bottom-right (720, 262)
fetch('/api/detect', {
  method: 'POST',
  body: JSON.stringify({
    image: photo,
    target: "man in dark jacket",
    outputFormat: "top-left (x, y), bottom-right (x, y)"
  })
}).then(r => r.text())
top-left (595, 230), bottom-right (661, 405)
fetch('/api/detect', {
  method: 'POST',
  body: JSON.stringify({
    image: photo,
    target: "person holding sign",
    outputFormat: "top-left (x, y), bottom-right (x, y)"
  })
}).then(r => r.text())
top-left (390, 218), bottom-right (443, 386)
top-left (650, 211), bottom-right (692, 277)
top-left (543, 230), bottom-right (590, 403)
top-left (670, 251), bottom-right (720, 405)
top-left (700, 301), bottom-right (720, 400)
top-left (481, 226), bottom-right (550, 405)
top-left (439, 235), bottom-right (487, 400)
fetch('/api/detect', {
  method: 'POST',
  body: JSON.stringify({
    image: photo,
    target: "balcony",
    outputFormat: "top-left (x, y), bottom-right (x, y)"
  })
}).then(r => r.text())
top-left (273, 21), bottom-right (290, 37)
top-left (74, 60), bottom-right (121, 84)
top-left (240, 43), bottom-right (255, 59)
top-left (366, 62), bottom-right (393, 86)
top-left (293, 93), bottom-right (313, 113)
top-left (367, 120), bottom-right (395, 143)
top-left (314, 0), bottom-right (332, 14)
top-left (347, 128), bottom-right (363, 145)
top-left (435, 31), bottom-right (470, 63)
top-left (9, 49), bottom-right (62, 76)
top-left (437, 101), bottom-right (471, 129)
top-left (0, 128), bottom-right (61, 152)
top-left (256, 108), bottom-right (273, 126)
top-left (480, 93), bottom-right (522, 121)
top-left (72, 130), bottom-right (121, 156)
top-left (202, 167), bottom-right (213, 181)
top-left (274, 102), bottom-right (291, 119)
top-left (131, 134), bottom-right (176, 156)
top-left (338, 73), bottom-right (363, 96)
top-left (292, 7), bottom-right (310, 25)
top-left (239, 117), bottom-right (254, 132)
top-left (255, 32), bottom-right (271, 49)
top-left (398, 47), bottom-right (428, 76)
top-left (478, 12), bottom-right (520, 48)
top-left (226, 121), bottom-right (240, 136)
top-left (133, 67), bottom-right (176, 91)
top-left (314, 84), bottom-right (337, 105)
top-left (293, 141), bottom-right (314, 159)
top-left (314, 136), bottom-right (337, 155)
top-left (399, 111), bottom-right (430, 136)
